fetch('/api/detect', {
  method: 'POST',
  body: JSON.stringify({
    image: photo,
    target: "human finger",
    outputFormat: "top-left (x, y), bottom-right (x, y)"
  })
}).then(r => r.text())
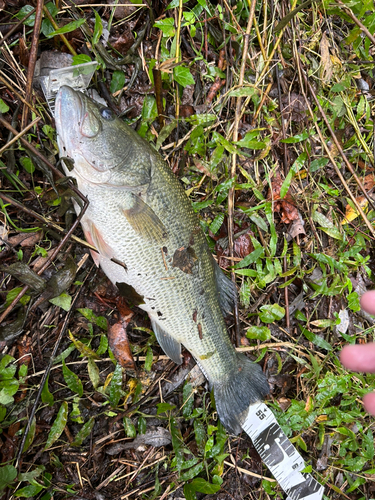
top-left (340, 343), bottom-right (375, 373)
top-left (363, 392), bottom-right (375, 415)
top-left (360, 290), bottom-right (375, 315)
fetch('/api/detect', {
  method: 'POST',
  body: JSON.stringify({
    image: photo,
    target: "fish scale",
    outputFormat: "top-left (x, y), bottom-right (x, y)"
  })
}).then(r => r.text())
top-left (55, 85), bottom-right (270, 435)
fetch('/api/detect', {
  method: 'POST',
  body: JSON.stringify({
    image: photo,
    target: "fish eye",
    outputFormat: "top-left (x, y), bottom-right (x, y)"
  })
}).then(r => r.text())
top-left (100, 108), bottom-right (115, 120)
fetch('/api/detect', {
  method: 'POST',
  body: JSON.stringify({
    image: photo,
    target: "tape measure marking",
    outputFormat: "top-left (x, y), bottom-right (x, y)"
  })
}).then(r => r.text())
top-left (242, 403), bottom-right (324, 500)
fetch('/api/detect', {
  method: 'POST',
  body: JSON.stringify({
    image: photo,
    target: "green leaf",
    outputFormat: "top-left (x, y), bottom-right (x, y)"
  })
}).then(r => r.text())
top-left (0, 355), bottom-right (16, 379)
top-left (170, 417), bottom-right (184, 473)
top-left (87, 358), bottom-right (100, 389)
top-left (259, 304), bottom-right (285, 323)
top-left (41, 18), bottom-right (55, 37)
top-left (23, 416), bottom-right (36, 453)
top-left (14, 483), bottom-right (44, 497)
top-left (281, 131), bottom-right (310, 143)
top-left (193, 420), bottom-right (206, 453)
top-left (110, 70), bottom-right (126, 94)
top-left (180, 462), bottom-right (205, 482)
top-left (49, 292), bottom-right (72, 311)
top-left (228, 87), bottom-right (256, 97)
top-left (109, 363), bottom-right (123, 407)
top-left (44, 401), bottom-right (68, 449)
top-left (20, 156), bottom-right (35, 174)
top-left (330, 82), bottom-right (346, 92)
top-left (68, 331), bottom-right (100, 359)
top-left (72, 54), bottom-right (92, 65)
top-left (0, 465), bottom-right (17, 491)
top-left (246, 326), bottom-right (271, 341)
top-left (77, 308), bottom-right (108, 330)
top-left (14, 5), bottom-right (35, 26)
top-left (182, 382), bottom-right (194, 418)
top-left (347, 292), bottom-right (360, 312)
top-left (154, 17), bottom-right (175, 37)
top-left (141, 95), bottom-right (158, 121)
top-left (0, 99), bottom-right (9, 113)
top-left (62, 359), bottom-right (83, 397)
top-left (310, 157), bottom-right (329, 172)
top-left (96, 334), bottom-right (108, 355)
top-left (318, 226), bottom-right (343, 241)
top-left (236, 132), bottom-right (266, 149)
top-left (123, 417), bottom-right (136, 438)
top-left (71, 417), bottom-right (95, 446)
top-left (210, 213), bottom-right (224, 235)
top-left (144, 347), bottom-right (153, 372)
top-left (46, 18), bottom-right (86, 38)
top-left (0, 379), bottom-right (19, 405)
top-left (157, 402), bottom-right (176, 415)
top-left (173, 66), bottom-right (195, 87)
top-left (41, 375), bottom-right (54, 406)
top-left (300, 326), bottom-right (332, 351)
top-left (92, 10), bottom-right (103, 45)
top-left (235, 247), bottom-right (264, 269)
top-left (185, 478), bottom-right (221, 497)
top-left (138, 416), bottom-right (147, 434)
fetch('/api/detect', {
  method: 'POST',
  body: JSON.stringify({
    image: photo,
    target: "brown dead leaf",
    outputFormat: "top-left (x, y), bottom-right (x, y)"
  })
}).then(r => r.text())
top-left (281, 93), bottom-right (309, 123)
top-left (111, 27), bottom-right (135, 56)
top-left (8, 232), bottom-right (42, 247)
top-left (108, 298), bottom-right (135, 369)
top-left (113, 4), bottom-right (137, 20)
top-left (320, 32), bottom-right (333, 84)
top-left (288, 212), bottom-right (306, 238)
top-left (363, 173), bottom-right (375, 191)
top-left (213, 218), bottom-right (254, 269)
top-left (267, 171), bottom-right (299, 223)
top-left (19, 37), bottom-right (29, 67)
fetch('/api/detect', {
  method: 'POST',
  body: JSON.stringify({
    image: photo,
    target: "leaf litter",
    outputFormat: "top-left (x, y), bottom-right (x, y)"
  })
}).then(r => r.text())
top-left (1, 0), bottom-right (375, 499)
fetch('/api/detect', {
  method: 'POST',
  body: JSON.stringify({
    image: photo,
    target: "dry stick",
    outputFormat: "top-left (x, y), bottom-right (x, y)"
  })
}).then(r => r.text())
top-left (15, 268), bottom-right (93, 469)
top-left (306, 79), bottom-right (375, 214)
top-left (173, 0), bottom-right (184, 121)
top-left (0, 117), bottom-right (40, 156)
top-left (254, 0), bottom-right (298, 87)
top-left (0, 74), bottom-right (38, 114)
top-left (228, 0), bottom-right (257, 347)
top-left (21, 0), bottom-right (44, 129)
top-left (0, 193), bottom-right (96, 251)
top-left (153, 67), bottom-right (165, 128)
top-left (0, 8), bottom-right (36, 47)
top-left (336, 0), bottom-right (375, 46)
top-left (293, 54), bottom-right (375, 239)
top-left (42, 5), bottom-right (77, 56)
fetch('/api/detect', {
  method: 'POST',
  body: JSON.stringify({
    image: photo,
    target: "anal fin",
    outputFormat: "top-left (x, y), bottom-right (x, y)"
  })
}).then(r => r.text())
top-left (150, 319), bottom-right (182, 365)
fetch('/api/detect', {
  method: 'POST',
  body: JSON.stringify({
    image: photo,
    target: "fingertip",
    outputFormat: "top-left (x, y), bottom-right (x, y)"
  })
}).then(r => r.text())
top-left (363, 392), bottom-right (375, 415)
top-left (360, 290), bottom-right (375, 315)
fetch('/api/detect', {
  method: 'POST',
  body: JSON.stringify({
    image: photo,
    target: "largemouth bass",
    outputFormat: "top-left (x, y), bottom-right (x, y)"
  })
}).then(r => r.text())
top-left (55, 85), bottom-right (269, 434)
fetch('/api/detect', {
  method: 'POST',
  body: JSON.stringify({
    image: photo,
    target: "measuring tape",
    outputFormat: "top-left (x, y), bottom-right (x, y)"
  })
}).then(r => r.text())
top-left (39, 60), bottom-right (324, 500)
top-left (243, 402), bottom-right (324, 500)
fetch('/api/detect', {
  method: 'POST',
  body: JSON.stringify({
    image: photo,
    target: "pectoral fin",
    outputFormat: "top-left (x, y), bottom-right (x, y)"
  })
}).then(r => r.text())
top-left (150, 319), bottom-right (182, 365)
top-left (122, 194), bottom-right (167, 242)
top-left (82, 219), bottom-right (114, 266)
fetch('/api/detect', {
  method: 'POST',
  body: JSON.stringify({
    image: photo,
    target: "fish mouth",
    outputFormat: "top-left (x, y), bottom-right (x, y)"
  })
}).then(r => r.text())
top-left (55, 85), bottom-right (83, 151)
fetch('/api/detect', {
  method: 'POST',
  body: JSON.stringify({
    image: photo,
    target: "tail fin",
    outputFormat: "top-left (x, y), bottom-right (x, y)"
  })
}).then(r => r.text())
top-left (214, 353), bottom-right (269, 435)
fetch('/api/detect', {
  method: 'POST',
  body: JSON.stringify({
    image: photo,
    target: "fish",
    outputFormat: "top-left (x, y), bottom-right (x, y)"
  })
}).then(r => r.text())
top-left (55, 85), bottom-right (269, 434)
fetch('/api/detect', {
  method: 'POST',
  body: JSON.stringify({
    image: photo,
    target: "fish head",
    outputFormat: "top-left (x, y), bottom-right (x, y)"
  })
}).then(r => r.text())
top-left (55, 86), bottom-right (128, 183)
